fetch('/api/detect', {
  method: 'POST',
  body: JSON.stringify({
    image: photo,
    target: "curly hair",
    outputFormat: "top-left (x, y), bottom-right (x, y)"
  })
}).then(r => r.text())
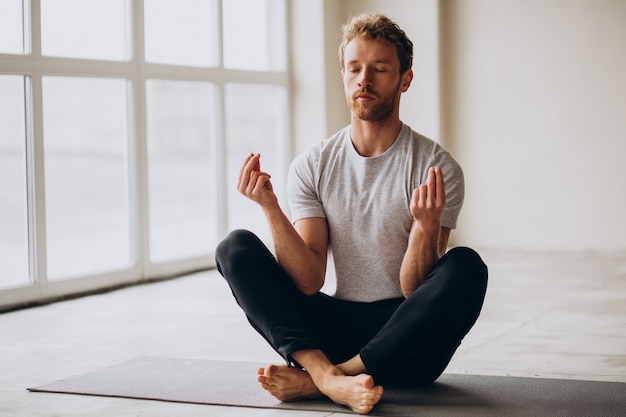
top-left (338, 13), bottom-right (414, 75)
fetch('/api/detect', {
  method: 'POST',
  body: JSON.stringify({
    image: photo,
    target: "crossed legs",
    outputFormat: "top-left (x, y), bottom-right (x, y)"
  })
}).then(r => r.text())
top-left (215, 230), bottom-right (386, 413)
top-left (215, 229), bottom-right (488, 413)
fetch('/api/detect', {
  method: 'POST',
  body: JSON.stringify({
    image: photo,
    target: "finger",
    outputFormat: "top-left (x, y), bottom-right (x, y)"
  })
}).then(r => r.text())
top-left (237, 153), bottom-right (256, 190)
top-left (417, 184), bottom-right (427, 207)
top-left (434, 166), bottom-right (446, 206)
top-left (245, 170), bottom-right (269, 196)
top-left (237, 153), bottom-right (253, 189)
top-left (253, 153), bottom-right (261, 172)
top-left (410, 187), bottom-right (419, 206)
top-left (238, 153), bottom-right (261, 193)
top-left (246, 171), bottom-right (261, 196)
top-left (248, 153), bottom-right (261, 173)
top-left (252, 174), bottom-right (272, 195)
top-left (427, 167), bottom-right (436, 202)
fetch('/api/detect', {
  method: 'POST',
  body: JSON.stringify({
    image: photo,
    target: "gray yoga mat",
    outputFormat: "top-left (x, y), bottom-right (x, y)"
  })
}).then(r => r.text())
top-left (29, 356), bottom-right (626, 416)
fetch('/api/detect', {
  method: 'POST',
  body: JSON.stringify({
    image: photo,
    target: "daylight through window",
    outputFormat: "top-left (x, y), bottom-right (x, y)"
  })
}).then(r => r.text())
top-left (0, 0), bottom-right (288, 309)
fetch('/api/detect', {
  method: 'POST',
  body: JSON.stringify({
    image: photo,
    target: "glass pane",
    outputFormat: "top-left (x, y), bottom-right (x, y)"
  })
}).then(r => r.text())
top-left (0, 76), bottom-right (29, 288)
top-left (0, 0), bottom-right (25, 54)
top-left (223, 0), bottom-right (286, 71)
top-left (41, 0), bottom-right (130, 60)
top-left (146, 80), bottom-right (217, 263)
top-left (225, 83), bottom-right (286, 243)
top-left (43, 77), bottom-right (131, 280)
top-left (144, 0), bottom-right (218, 67)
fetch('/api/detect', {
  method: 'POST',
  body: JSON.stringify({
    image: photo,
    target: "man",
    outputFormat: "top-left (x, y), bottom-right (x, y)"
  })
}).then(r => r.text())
top-left (215, 13), bottom-right (487, 415)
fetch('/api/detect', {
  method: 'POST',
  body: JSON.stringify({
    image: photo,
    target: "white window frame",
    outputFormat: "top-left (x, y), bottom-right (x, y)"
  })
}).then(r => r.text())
top-left (0, 0), bottom-right (291, 310)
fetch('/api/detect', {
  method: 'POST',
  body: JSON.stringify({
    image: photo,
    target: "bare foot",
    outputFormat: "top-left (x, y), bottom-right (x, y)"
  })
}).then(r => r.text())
top-left (318, 372), bottom-right (383, 414)
top-left (257, 364), bottom-right (322, 402)
top-left (257, 363), bottom-right (383, 414)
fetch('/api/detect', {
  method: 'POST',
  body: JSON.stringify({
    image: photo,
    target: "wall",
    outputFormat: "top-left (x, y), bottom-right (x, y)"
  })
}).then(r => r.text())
top-left (442, 0), bottom-right (626, 251)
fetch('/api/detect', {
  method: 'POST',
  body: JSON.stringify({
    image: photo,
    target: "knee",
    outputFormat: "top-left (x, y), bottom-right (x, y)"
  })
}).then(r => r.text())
top-left (444, 246), bottom-right (488, 290)
top-left (215, 229), bottom-right (265, 276)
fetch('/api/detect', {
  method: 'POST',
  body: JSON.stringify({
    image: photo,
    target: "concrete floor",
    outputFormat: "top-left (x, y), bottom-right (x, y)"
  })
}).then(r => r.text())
top-left (1, 250), bottom-right (625, 416)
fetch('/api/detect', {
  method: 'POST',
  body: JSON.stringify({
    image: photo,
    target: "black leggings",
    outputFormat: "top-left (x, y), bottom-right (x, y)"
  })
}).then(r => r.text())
top-left (215, 229), bottom-right (488, 386)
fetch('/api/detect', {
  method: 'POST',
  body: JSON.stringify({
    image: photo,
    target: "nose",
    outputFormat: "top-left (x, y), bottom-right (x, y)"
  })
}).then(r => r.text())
top-left (357, 68), bottom-right (373, 88)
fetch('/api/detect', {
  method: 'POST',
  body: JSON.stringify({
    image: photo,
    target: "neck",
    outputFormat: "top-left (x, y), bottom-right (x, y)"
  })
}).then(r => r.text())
top-left (350, 116), bottom-right (402, 157)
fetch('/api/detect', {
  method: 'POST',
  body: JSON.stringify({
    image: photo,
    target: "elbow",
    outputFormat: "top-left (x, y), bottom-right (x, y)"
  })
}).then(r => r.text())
top-left (301, 287), bottom-right (321, 296)
top-left (296, 267), bottom-right (326, 296)
top-left (400, 275), bottom-right (423, 298)
top-left (400, 280), bottom-right (413, 298)
top-left (401, 286), bottom-right (414, 299)
top-left (298, 280), bottom-right (324, 296)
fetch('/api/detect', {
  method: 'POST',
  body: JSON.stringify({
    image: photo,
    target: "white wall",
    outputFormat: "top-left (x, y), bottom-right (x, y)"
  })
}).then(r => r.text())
top-left (442, 0), bottom-right (626, 251)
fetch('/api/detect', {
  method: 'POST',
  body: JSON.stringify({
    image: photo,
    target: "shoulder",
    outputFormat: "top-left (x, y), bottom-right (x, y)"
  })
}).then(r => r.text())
top-left (402, 125), bottom-right (446, 153)
top-left (290, 126), bottom-right (350, 172)
top-left (402, 125), bottom-right (462, 171)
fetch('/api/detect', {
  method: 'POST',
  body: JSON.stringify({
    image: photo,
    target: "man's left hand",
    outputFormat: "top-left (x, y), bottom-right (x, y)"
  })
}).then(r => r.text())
top-left (410, 167), bottom-right (446, 235)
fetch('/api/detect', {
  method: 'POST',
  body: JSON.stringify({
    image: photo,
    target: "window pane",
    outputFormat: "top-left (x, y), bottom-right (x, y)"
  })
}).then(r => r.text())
top-left (43, 77), bottom-right (131, 280)
top-left (144, 0), bottom-right (218, 67)
top-left (146, 80), bottom-right (217, 263)
top-left (0, 76), bottom-right (29, 288)
top-left (223, 0), bottom-right (286, 71)
top-left (41, 0), bottom-right (130, 60)
top-left (0, 0), bottom-right (25, 54)
top-left (225, 84), bottom-right (286, 242)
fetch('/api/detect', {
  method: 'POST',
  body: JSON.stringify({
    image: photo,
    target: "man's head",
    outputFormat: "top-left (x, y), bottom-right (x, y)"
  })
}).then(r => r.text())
top-left (339, 13), bottom-right (413, 76)
top-left (339, 13), bottom-right (414, 123)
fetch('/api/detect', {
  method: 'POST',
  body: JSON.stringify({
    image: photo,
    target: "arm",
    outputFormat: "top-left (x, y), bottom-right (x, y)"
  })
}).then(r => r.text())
top-left (399, 167), bottom-right (448, 297)
top-left (238, 153), bottom-right (328, 295)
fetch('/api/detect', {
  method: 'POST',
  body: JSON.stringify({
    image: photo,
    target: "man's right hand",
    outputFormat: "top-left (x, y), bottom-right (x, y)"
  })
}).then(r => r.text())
top-left (237, 153), bottom-right (277, 208)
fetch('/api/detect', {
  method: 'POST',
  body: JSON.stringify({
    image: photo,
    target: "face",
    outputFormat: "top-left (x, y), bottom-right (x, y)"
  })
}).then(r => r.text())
top-left (342, 36), bottom-right (412, 122)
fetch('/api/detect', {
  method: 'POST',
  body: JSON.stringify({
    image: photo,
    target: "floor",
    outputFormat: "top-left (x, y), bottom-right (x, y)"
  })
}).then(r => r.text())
top-left (1, 249), bottom-right (625, 417)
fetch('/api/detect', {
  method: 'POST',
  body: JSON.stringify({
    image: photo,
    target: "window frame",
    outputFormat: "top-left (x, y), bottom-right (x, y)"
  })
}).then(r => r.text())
top-left (0, 0), bottom-right (291, 310)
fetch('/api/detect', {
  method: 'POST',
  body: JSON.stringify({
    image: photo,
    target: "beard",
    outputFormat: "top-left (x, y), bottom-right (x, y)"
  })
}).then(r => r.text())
top-left (349, 81), bottom-right (402, 122)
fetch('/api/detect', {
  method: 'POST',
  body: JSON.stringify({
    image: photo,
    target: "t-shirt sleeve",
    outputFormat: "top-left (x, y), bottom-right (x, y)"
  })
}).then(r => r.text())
top-left (440, 153), bottom-right (465, 229)
top-left (286, 149), bottom-right (326, 223)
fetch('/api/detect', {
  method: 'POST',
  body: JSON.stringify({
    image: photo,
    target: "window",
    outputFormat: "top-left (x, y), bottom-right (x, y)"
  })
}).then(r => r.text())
top-left (225, 83), bottom-right (286, 240)
top-left (0, 0), bottom-right (288, 309)
top-left (146, 80), bottom-right (217, 263)
top-left (0, 1), bottom-right (26, 55)
top-left (42, 76), bottom-right (132, 279)
top-left (144, 0), bottom-right (218, 67)
top-left (41, 0), bottom-right (131, 61)
top-left (222, 0), bottom-right (286, 70)
top-left (0, 75), bottom-right (29, 289)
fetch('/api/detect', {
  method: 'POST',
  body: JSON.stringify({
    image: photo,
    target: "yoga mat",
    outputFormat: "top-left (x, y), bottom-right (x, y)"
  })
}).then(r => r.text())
top-left (29, 356), bottom-right (626, 416)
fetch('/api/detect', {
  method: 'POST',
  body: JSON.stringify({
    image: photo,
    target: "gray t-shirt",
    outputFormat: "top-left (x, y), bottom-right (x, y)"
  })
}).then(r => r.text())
top-left (287, 123), bottom-right (464, 302)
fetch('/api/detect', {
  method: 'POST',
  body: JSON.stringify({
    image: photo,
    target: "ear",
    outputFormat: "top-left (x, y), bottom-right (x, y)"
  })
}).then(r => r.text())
top-left (400, 68), bottom-right (413, 92)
